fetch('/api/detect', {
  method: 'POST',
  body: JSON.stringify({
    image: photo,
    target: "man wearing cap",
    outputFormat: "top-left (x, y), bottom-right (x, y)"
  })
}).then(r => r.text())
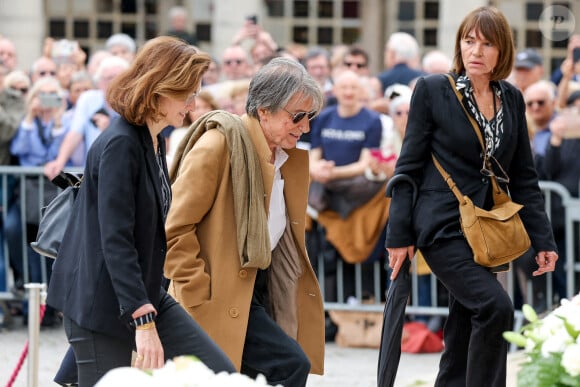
top-left (512, 48), bottom-right (544, 93)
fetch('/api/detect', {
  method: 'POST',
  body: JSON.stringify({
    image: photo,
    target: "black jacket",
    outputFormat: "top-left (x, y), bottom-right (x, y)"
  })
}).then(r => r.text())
top-left (386, 73), bottom-right (556, 253)
top-left (47, 117), bottom-right (170, 339)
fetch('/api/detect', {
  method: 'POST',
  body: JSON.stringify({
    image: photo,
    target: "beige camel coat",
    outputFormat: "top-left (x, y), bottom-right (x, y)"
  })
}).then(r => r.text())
top-left (164, 115), bottom-right (325, 374)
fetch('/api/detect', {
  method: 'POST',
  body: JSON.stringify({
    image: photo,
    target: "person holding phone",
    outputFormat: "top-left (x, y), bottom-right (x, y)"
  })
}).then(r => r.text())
top-left (556, 39), bottom-right (580, 110)
top-left (10, 75), bottom-right (68, 326)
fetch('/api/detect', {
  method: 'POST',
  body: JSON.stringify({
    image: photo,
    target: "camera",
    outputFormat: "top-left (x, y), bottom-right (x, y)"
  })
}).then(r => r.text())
top-left (39, 92), bottom-right (63, 108)
top-left (51, 39), bottom-right (77, 63)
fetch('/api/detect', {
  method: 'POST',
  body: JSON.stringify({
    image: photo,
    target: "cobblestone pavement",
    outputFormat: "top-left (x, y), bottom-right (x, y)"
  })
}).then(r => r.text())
top-left (0, 315), bottom-right (522, 387)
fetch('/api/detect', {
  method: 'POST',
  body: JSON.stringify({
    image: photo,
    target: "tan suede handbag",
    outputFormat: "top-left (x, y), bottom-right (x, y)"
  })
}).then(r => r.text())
top-left (432, 75), bottom-right (531, 268)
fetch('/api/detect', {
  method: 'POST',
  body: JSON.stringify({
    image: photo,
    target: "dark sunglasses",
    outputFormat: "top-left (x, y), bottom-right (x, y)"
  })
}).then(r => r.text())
top-left (283, 108), bottom-right (317, 124)
top-left (224, 59), bottom-right (244, 66)
top-left (343, 61), bottom-right (367, 69)
top-left (39, 70), bottom-right (57, 77)
top-left (526, 99), bottom-right (546, 108)
top-left (480, 155), bottom-right (510, 184)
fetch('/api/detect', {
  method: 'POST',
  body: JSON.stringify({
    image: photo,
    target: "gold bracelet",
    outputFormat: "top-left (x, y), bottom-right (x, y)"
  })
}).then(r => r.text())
top-left (135, 321), bottom-right (156, 331)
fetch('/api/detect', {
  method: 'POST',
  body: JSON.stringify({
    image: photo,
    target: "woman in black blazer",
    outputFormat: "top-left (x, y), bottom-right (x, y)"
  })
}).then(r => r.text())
top-left (47, 36), bottom-right (235, 386)
top-left (386, 7), bottom-right (558, 387)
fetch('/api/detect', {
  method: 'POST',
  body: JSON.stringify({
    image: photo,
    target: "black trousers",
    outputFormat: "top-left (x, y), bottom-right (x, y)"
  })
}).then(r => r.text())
top-left (422, 238), bottom-right (513, 387)
top-left (63, 292), bottom-right (236, 387)
top-left (241, 271), bottom-right (310, 387)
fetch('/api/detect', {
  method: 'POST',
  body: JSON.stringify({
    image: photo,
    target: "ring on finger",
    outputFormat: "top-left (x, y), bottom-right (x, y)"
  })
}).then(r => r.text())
top-left (136, 354), bottom-right (144, 361)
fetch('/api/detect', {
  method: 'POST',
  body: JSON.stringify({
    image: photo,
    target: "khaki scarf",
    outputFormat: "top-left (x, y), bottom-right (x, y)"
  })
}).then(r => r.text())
top-left (169, 110), bottom-right (271, 269)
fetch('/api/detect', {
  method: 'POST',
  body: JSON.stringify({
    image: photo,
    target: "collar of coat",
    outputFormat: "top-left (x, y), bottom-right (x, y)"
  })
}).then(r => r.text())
top-left (169, 110), bottom-right (272, 269)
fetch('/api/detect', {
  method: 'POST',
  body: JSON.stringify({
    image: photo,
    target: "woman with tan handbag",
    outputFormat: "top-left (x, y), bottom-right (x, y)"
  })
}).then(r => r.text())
top-left (384, 6), bottom-right (558, 387)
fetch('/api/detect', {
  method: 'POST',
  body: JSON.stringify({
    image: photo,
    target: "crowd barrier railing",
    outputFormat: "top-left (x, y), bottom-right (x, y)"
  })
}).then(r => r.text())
top-left (310, 180), bottom-right (580, 338)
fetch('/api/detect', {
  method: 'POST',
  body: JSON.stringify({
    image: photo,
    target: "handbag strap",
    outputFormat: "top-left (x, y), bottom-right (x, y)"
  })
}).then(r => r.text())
top-left (443, 74), bottom-right (506, 202)
top-left (431, 154), bottom-right (465, 203)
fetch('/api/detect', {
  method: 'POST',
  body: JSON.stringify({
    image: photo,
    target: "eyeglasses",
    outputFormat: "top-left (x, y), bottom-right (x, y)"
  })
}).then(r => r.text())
top-left (184, 88), bottom-right (201, 105)
top-left (39, 70), bottom-right (57, 77)
top-left (224, 59), bottom-right (244, 66)
top-left (480, 155), bottom-right (510, 184)
top-left (343, 61), bottom-right (367, 69)
top-left (526, 99), bottom-right (546, 108)
top-left (395, 110), bottom-right (409, 116)
top-left (283, 108), bottom-right (317, 124)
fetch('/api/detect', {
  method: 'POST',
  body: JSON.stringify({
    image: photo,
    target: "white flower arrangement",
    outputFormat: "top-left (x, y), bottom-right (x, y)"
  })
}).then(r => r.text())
top-left (503, 292), bottom-right (580, 386)
top-left (95, 356), bottom-right (282, 387)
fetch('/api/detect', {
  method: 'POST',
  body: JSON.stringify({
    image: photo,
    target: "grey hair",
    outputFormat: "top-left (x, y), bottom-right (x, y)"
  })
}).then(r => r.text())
top-left (26, 76), bottom-right (64, 106)
top-left (246, 57), bottom-right (324, 118)
top-left (70, 71), bottom-right (95, 87)
top-left (94, 55), bottom-right (130, 83)
top-left (387, 32), bottom-right (419, 63)
top-left (389, 94), bottom-right (412, 117)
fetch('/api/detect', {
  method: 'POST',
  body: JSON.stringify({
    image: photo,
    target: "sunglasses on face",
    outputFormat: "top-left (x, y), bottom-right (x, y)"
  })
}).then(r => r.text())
top-left (343, 61), bottom-right (367, 69)
top-left (526, 99), bottom-right (546, 108)
top-left (283, 108), bottom-right (317, 124)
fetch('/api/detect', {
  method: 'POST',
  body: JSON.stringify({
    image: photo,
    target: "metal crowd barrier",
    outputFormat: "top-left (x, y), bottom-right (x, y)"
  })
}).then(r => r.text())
top-left (0, 166), bottom-right (82, 326)
top-left (311, 180), bottom-right (580, 330)
top-left (0, 167), bottom-right (579, 332)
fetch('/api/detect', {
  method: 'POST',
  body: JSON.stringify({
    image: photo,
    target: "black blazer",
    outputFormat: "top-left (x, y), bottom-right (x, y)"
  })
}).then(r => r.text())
top-left (47, 117), bottom-right (170, 339)
top-left (386, 73), bottom-right (556, 253)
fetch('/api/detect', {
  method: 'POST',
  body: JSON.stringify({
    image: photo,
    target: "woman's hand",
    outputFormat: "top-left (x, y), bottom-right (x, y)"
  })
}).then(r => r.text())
top-left (134, 324), bottom-right (164, 370)
top-left (533, 250), bottom-right (558, 276)
top-left (386, 246), bottom-right (415, 280)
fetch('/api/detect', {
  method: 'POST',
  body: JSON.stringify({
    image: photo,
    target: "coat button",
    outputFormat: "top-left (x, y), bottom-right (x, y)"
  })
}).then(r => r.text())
top-left (238, 270), bottom-right (247, 279)
top-left (482, 178), bottom-right (487, 183)
top-left (229, 308), bottom-right (239, 318)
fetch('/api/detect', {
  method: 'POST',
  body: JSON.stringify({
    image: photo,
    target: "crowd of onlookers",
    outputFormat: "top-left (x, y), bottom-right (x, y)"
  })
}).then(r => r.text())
top-left (1, 6), bottom-right (579, 333)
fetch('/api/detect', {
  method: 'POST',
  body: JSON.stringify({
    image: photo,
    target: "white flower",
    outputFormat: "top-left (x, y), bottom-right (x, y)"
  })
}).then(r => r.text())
top-left (540, 330), bottom-right (572, 358)
top-left (96, 356), bottom-right (281, 387)
top-left (562, 344), bottom-right (580, 377)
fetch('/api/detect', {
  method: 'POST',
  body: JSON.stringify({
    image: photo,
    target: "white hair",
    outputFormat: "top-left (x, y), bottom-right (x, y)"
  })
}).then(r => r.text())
top-left (387, 32), bottom-right (419, 63)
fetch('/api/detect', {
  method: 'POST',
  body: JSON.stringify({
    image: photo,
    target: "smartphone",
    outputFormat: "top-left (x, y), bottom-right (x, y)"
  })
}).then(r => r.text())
top-left (246, 14), bottom-right (257, 24)
top-left (39, 92), bottom-right (63, 108)
top-left (52, 39), bottom-right (77, 59)
top-left (573, 47), bottom-right (580, 63)
top-left (370, 149), bottom-right (397, 163)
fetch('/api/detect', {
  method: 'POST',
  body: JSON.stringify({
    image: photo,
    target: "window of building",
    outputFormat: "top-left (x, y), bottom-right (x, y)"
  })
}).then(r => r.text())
top-left (424, 1), bottom-right (438, 20)
top-left (525, 3), bottom-right (544, 21)
top-left (525, 29), bottom-right (542, 48)
top-left (399, 1), bottom-right (415, 21)
top-left (318, 1), bottom-right (333, 18)
top-left (74, 20), bottom-right (90, 39)
top-left (423, 28), bottom-right (437, 46)
top-left (46, 0), bottom-right (157, 57)
top-left (293, 0), bottom-right (309, 17)
top-left (267, 0), bottom-right (285, 17)
top-left (342, 1), bottom-right (359, 18)
top-left (49, 20), bottom-right (66, 39)
top-left (317, 27), bottom-right (333, 45)
top-left (196, 23), bottom-right (211, 42)
top-left (342, 28), bottom-right (360, 44)
top-left (293, 26), bottom-right (309, 44)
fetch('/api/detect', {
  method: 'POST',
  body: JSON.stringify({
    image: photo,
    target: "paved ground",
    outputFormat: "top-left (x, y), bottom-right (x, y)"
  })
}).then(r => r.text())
top-left (0, 315), bottom-right (523, 386)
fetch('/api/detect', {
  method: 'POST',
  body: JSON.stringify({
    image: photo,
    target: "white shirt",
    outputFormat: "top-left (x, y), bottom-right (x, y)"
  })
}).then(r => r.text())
top-left (268, 147), bottom-right (288, 250)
